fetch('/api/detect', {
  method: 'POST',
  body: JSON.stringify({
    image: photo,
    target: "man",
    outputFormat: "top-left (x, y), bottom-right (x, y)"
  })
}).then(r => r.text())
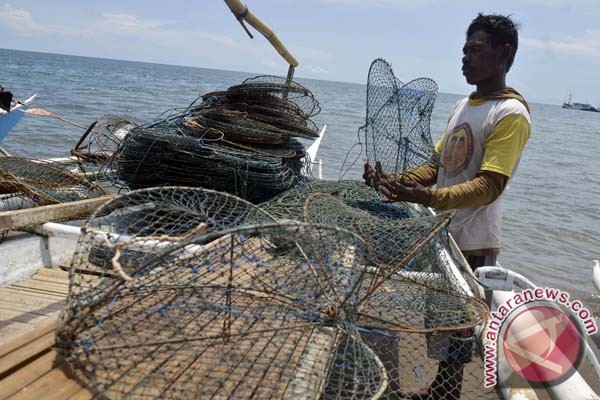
top-left (365, 13), bottom-right (530, 272)
top-left (364, 13), bottom-right (531, 399)
top-left (0, 85), bottom-right (14, 113)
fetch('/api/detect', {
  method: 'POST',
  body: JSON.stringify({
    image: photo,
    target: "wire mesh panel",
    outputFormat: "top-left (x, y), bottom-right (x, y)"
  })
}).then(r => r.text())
top-left (261, 179), bottom-right (420, 222)
top-left (0, 157), bottom-right (105, 207)
top-left (263, 180), bottom-right (493, 399)
top-left (363, 59), bottom-right (439, 174)
top-left (72, 115), bottom-right (139, 164)
top-left (58, 218), bottom-right (392, 400)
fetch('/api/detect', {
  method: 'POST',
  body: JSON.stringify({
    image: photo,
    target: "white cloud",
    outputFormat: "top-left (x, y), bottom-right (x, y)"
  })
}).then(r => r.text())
top-left (102, 13), bottom-right (174, 36)
top-left (293, 45), bottom-right (332, 60)
top-left (522, 29), bottom-right (600, 57)
top-left (302, 65), bottom-right (329, 74)
top-left (210, 34), bottom-right (236, 46)
top-left (0, 4), bottom-right (64, 35)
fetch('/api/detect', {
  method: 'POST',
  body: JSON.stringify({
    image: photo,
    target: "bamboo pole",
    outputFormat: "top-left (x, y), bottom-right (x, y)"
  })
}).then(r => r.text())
top-left (224, 0), bottom-right (299, 68)
top-left (0, 195), bottom-right (114, 232)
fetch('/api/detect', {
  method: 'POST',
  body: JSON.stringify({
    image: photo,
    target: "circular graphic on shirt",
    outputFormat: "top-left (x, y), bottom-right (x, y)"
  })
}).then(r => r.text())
top-left (442, 122), bottom-right (474, 177)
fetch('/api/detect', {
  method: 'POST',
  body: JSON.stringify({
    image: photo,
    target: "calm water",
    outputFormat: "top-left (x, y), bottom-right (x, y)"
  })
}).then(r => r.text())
top-left (1, 48), bottom-right (599, 309)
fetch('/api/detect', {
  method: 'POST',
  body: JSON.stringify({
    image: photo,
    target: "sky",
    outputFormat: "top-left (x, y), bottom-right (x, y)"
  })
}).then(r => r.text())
top-left (2, 0), bottom-right (600, 105)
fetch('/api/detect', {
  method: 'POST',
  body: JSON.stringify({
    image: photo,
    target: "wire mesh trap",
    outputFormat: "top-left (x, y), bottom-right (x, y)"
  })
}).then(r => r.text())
top-left (0, 156), bottom-right (106, 210)
top-left (56, 185), bottom-right (491, 399)
top-left (72, 115), bottom-right (140, 165)
top-left (58, 215), bottom-right (392, 399)
top-left (261, 180), bottom-right (493, 399)
top-left (104, 75), bottom-right (320, 202)
top-left (362, 58), bottom-right (439, 174)
top-left (339, 58), bottom-right (439, 180)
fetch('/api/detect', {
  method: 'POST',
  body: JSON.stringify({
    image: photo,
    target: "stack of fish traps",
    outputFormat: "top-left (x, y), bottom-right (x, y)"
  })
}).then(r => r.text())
top-left (103, 75), bottom-right (321, 203)
top-left (56, 179), bottom-right (490, 399)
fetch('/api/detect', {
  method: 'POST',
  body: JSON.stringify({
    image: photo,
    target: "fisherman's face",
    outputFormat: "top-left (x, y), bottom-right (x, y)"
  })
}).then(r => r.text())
top-left (461, 30), bottom-right (506, 85)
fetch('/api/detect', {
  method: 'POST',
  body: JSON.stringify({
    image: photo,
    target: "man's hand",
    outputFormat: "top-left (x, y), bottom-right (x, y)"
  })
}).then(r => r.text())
top-left (363, 160), bottom-right (376, 188)
top-left (364, 161), bottom-right (431, 205)
top-left (377, 172), bottom-right (431, 205)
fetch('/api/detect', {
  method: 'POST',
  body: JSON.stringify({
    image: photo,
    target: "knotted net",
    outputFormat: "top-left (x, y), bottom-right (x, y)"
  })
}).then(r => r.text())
top-left (362, 58), bottom-right (439, 174)
top-left (58, 185), bottom-right (490, 399)
top-left (103, 76), bottom-right (319, 202)
top-left (58, 186), bottom-right (389, 399)
top-left (0, 156), bottom-right (105, 211)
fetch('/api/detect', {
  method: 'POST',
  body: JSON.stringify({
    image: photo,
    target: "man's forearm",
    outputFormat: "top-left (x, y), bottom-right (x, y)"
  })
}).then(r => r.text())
top-left (428, 171), bottom-right (508, 210)
top-left (391, 162), bottom-right (439, 187)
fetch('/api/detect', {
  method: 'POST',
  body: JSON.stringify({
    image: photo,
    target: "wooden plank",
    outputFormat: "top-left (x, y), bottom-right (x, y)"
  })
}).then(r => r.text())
top-left (6, 365), bottom-right (86, 400)
top-left (0, 301), bottom-right (64, 315)
top-left (0, 293), bottom-right (65, 309)
top-left (30, 274), bottom-right (71, 285)
top-left (0, 309), bottom-right (48, 324)
top-left (35, 268), bottom-right (70, 280)
top-left (284, 327), bottom-right (337, 399)
top-left (1, 286), bottom-right (67, 299)
top-left (0, 323), bottom-right (33, 345)
top-left (11, 280), bottom-right (70, 295)
top-left (0, 331), bottom-right (55, 377)
top-left (0, 195), bottom-right (114, 232)
top-left (0, 351), bottom-right (56, 400)
top-left (66, 387), bottom-right (94, 400)
top-left (0, 315), bottom-right (57, 358)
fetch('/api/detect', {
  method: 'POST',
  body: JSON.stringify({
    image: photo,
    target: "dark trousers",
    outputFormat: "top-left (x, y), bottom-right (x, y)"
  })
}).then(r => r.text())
top-left (465, 254), bottom-right (497, 272)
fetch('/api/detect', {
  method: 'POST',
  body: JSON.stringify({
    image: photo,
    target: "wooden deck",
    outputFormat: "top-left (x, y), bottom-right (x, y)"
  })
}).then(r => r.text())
top-left (0, 258), bottom-right (340, 400)
top-left (0, 267), bottom-right (93, 400)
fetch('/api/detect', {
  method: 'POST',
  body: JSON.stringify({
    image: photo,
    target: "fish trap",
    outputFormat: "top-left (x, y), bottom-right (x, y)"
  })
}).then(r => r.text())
top-left (58, 200), bottom-right (391, 399)
top-left (105, 76), bottom-right (320, 202)
top-left (0, 157), bottom-right (105, 209)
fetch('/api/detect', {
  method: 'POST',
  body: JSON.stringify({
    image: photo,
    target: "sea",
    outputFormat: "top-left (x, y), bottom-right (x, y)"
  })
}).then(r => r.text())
top-left (1, 48), bottom-right (599, 311)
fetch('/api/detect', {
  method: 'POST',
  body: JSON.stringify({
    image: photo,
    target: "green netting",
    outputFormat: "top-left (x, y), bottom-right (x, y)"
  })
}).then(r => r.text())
top-left (103, 76), bottom-right (319, 202)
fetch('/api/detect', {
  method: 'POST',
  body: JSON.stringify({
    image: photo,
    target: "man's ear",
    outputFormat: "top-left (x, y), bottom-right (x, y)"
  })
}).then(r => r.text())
top-left (500, 43), bottom-right (512, 68)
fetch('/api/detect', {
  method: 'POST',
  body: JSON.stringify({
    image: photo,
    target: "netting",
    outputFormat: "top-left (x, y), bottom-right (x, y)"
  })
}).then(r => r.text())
top-left (64, 186), bottom-right (277, 281)
top-left (260, 177), bottom-right (494, 399)
top-left (261, 179), bottom-right (420, 221)
top-left (103, 76), bottom-right (320, 202)
top-left (72, 115), bottom-right (139, 164)
top-left (0, 156), bottom-right (106, 210)
top-left (346, 58), bottom-right (438, 177)
top-left (58, 186), bottom-right (389, 399)
top-left (57, 184), bottom-right (492, 399)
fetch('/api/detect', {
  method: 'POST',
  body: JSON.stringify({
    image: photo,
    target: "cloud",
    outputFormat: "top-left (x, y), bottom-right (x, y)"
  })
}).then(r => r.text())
top-left (522, 29), bottom-right (600, 57)
top-left (302, 65), bottom-right (329, 74)
top-left (0, 3), bottom-right (64, 35)
top-left (198, 33), bottom-right (236, 46)
top-left (293, 45), bottom-right (333, 60)
top-left (102, 13), bottom-right (174, 36)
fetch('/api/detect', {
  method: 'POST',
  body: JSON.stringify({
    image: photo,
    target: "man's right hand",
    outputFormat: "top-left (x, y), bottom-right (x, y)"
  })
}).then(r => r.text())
top-left (363, 161), bottom-right (377, 188)
top-left (363, 160), bottom-right (390, 188)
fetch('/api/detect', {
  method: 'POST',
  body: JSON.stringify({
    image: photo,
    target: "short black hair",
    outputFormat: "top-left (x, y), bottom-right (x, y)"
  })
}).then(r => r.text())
top-left (467, 13), bottom-right (519, 71)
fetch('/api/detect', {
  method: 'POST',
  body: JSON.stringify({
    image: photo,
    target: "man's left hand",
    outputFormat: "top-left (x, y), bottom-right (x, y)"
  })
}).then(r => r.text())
top-left (377, 176), bottom-right (431, 205)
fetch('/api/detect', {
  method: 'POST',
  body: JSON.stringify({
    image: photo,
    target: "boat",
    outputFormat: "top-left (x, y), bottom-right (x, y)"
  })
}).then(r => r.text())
top-left (562, 94), bottom-right (599, 112)
top-left (0, 94), bottom-right (36, 144)
top-left (0, 2), bottom-right (599, 399)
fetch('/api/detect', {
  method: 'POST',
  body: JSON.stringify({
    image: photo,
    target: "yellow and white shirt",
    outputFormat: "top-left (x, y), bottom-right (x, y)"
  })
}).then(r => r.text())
top-left (435, 97), bottom-right (531, 251)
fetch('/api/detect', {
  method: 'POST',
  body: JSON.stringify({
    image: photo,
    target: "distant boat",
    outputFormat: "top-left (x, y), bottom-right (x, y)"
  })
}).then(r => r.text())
top-left (562, 93), bottom-right (599, 112)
